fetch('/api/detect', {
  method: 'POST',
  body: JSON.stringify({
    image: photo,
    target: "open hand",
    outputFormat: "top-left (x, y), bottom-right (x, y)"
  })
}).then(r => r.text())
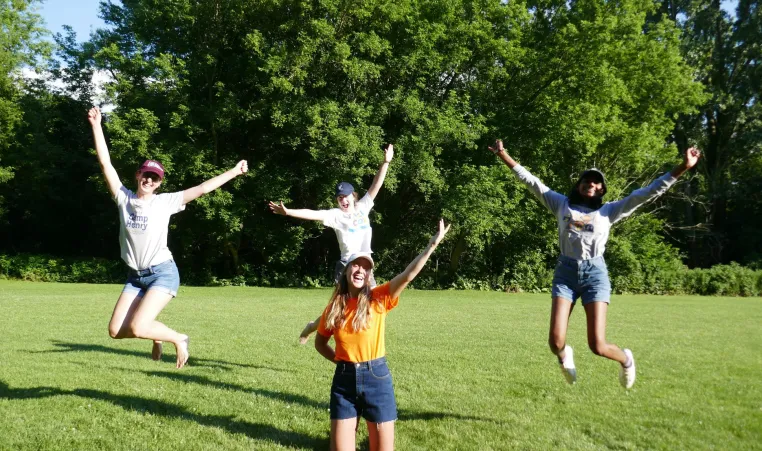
top-left (383, 144), bottom-right (394, 163)
top-left (429, 219), bottom-right (451, 247)
top-left (233, 160), bottom-right (248, 175)
top-left (488, 139), bottom-right (504, 154)
top-left (684, 147), bottom-right (701, 169)
top-left (87, 107), bottom-right (102, 126)
top-left (268, 201), bottom-right (289, 216)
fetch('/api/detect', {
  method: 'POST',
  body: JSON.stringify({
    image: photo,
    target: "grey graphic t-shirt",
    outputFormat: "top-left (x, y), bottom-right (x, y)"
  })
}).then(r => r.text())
top-left (115, 186), bottom-right (185, 270)
top-left (512, 165), bottom-right (677, 260)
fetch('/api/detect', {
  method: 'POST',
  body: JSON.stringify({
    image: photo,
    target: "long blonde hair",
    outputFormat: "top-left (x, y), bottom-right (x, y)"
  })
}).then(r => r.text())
top-left (324, 271), bottom-right (381, 332)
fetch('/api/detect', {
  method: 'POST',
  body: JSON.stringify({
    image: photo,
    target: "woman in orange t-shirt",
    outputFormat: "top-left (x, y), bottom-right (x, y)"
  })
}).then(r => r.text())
top-left (315, 220), bottom-right (450, 451)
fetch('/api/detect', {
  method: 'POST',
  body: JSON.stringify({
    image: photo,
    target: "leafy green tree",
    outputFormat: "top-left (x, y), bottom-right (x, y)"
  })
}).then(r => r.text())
top-left (655, 0), bottom-right (762, 267)
top-left (0, 0), bottom-right (50, 219)
top-left (1, 0), bottom-right (706, 289)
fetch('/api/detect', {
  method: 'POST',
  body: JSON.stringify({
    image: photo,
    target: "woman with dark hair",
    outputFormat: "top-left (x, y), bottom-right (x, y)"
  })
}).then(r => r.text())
top-left (489, 139), bottom-right (700, 388)
top-left (88, 107), bottom-right (248, 368)
top-left (315, 220), bottom-right (449, 451)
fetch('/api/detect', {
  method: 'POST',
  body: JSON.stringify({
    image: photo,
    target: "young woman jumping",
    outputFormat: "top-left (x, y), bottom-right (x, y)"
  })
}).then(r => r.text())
top-left (489, 139), bottom-right (700, 388)
top-left (315, 219), bottom-right (449, 451)
top-left (88, 107), bottom-right (248, 368)
top-left (268, 145), bottom-right (394, 343)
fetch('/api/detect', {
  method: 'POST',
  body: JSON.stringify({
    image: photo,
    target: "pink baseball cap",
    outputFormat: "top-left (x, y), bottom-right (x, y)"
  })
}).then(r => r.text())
top-left (137, 160), bottom-right (165, 180)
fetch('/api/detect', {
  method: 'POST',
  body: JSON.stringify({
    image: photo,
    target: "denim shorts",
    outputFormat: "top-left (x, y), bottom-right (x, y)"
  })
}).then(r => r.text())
top-left (552, 255), bottom-right (611, 305)
top-left (330, 357), bottom-right (397, 423)
top-left (122, 259), bottom-right (180, 298)
top-left (334, 259), bottom-right (377, 288)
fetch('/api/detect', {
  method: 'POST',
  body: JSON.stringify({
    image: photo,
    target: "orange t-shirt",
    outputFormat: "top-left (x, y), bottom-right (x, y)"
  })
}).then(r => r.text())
top-left (317, 283), bottom-right (399, 363)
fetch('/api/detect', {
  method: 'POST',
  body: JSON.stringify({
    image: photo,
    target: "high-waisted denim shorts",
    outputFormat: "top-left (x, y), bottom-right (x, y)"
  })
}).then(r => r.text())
top-left (552, 255), bottom-right (611, 305)
top-left (122, 259), bottom-right (180, 298)
top-left (330, 357), bottom-right (397, 423)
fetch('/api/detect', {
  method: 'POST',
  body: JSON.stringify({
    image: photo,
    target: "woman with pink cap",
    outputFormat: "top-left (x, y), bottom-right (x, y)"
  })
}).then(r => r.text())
top-left (88, 107), bottom-right (248, 368)
top-left (269, 144), bottom-right (394, 343)
top-left (489, 139), bottom-right (700, 389)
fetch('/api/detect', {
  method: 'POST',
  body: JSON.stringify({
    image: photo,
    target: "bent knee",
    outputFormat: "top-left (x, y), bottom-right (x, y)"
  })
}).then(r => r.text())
top-left (108, 324), bottom-right (123, 339)
top-left (548, 337), bottom-right (565, 354)
top-left (129, 321), bottom-right (150, 339)
top-left (589, 341), bottom-right (607, 356)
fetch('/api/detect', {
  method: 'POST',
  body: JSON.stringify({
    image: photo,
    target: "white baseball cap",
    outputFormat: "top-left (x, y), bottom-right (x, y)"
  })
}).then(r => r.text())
top-left (345, 252), bottom-right (374, 270)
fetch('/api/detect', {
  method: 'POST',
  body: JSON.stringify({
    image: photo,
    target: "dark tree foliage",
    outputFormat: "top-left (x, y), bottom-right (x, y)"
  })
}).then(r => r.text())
top-left (3, 0), bottom-right (742, 292)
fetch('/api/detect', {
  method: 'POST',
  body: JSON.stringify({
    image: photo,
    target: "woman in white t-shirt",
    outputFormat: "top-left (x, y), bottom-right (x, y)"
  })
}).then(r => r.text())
top-left (269, 144), bottom-right (394, 343)
top-left (88, 107), bottom-right (248, 369)
top-left (489, 139), bottom-right (700, 389)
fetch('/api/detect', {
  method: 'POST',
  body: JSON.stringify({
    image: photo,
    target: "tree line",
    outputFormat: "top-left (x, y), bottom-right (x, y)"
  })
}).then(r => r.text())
top-left (0, 0), bottom-right (760, 293)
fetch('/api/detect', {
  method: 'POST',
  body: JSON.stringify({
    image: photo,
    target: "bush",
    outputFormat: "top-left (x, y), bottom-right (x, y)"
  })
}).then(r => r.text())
top-left (0, 254), bottom-right (123, 284)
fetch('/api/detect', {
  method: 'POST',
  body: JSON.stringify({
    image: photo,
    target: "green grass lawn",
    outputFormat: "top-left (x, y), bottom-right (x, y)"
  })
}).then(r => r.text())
top-left (0, 280), bottom-right (760, 450)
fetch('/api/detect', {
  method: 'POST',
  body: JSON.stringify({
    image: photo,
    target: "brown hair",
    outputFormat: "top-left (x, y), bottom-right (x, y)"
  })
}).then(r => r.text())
top-left (323, 269), bottom-right (381, 332)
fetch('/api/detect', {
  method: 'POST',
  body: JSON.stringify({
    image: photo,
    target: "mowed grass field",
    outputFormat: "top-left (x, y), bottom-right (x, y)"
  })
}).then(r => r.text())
top-left (0, 281), bottom-right (760, 450)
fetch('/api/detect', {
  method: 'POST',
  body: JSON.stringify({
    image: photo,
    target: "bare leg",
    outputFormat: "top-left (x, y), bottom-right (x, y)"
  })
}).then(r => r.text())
top-left (299, 315), bottom-right (321, 344)
top-left (128, 289), bottom-right (189, 368)
top-left (549, 296), bottom-right (574, 360)
top-left (584, 301), bottom-right (627, 364)
top-left (331, 418), bottom-right (358, 451)
top-left (151, 341), bottom-right (163, 361)
top-left (367, 420), bottom-right (395, 451)
top-left (109, 291), bottom-right (143, 339)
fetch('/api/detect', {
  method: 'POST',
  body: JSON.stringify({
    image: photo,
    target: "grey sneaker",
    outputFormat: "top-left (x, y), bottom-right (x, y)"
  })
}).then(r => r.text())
top-left (559, 345), bottom-right (577, 385)
top-left (619, 348), bottom-right (636, 389)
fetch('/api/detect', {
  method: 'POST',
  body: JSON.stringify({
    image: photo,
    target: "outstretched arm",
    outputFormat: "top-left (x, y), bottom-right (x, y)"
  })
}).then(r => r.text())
top-left (88, 107), bottom-right (122, 197)
top-left (489, 139), bottom-right (519, 168)
top-left (388, 219), bottom-right (451, 299)
top-left (268, 201), bottom-right (329, 221)
top-left (182, 160), bottom-right (248, 205)
top-left (366, 144), bottom-right (394, 200)
top-left (604, 147), bottom-right (702, 223)
top-left (671, 147), bottom-right (701, 178)
top-left (314, 333), bottom-right (336, 363)
top-left (489, 139), bottom-right (565, 213)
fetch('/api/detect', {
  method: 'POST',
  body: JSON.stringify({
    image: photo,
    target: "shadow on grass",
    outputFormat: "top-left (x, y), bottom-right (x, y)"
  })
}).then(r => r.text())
top-left (141, 371), bottom-right (498, 424)
top-left (141, 370), bottom-right (329, 410)
top-left (32, 341), bottom-right (287, 372)
top-left (0, 380), bottom-right (328, 449)
top-left (398, 408), bottom-right (499, 424)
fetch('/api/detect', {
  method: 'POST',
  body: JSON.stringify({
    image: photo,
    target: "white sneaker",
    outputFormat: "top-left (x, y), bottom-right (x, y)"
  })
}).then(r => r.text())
top-left (619, 349), bottom-right (636, 389)
top-left (559, 345), bottom-right (577, 385)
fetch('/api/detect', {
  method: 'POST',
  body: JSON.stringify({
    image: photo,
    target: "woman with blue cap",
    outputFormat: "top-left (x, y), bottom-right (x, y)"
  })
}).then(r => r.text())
top-left (269, 145), bottom-right (394, 343)
top-left (489, 139), bottom-right (700, 388)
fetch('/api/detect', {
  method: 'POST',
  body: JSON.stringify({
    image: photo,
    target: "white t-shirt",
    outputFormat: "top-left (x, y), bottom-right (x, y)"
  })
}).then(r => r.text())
top-left (115, 186), bottom-right (186, 270)
top-left (322, 194), bottom-right (374, 261)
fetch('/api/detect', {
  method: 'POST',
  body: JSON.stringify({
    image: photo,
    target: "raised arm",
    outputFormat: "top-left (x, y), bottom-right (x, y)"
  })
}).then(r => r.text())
top-left (365, 144), bottom-right (393, 200)
top-left (268, 201), bottom-right (330, 221)
top-left (88, 107), bottom-right (122, 197)
top-left (488, 139), bottom-right (519, 168)
top-left (388, 219), bottom-right (451, 299)
top-left (603, 147), bottom-right (701, 223)
top-left (182, 160), bottom-right (248, 205)
top-left (489, 139), bottom-right (566, 213)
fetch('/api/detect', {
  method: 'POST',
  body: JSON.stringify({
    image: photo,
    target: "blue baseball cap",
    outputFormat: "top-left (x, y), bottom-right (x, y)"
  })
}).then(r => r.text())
top-left (335, 182), bottom-right (355, 197)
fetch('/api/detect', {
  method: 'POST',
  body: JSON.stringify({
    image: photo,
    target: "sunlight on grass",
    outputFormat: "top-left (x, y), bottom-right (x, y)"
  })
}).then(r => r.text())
top-left (0, 281), bottom-right (760, 449)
